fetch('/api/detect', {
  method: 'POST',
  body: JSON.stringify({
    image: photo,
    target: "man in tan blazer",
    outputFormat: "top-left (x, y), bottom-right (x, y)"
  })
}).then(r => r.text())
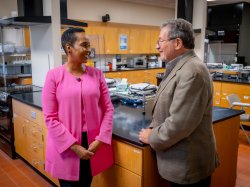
top-left (139, 19), bottom-right (220, 187)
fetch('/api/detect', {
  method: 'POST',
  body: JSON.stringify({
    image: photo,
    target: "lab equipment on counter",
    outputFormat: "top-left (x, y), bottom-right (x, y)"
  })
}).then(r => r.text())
top-left (129, 83), bottom-right (157, 95)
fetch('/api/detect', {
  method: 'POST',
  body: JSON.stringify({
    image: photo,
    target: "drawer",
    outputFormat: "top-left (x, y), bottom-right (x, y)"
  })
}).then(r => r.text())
top-left (92, 164), bottom-right (141, 187)
top-left (28, 122), bottom-right (43, 142)
top-left (30, 157), bottom-right (45, 174)
top-left (112, 140), bottom-right (142, 175)
top-left (12, 99), bottom-right (43, 125)
top-left (28, 141), bottom-right (44, 160)
top-left (213, 82), bottom-right (221, 91)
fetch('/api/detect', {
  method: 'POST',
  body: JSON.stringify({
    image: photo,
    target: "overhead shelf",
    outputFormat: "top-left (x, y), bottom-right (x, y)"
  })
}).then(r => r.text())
top-left (0, 16), bottom-right (88, 27)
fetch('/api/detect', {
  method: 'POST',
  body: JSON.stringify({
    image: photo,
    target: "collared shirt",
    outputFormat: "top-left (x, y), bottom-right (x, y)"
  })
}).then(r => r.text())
top-left (162, 50), bottom-right (193, 80)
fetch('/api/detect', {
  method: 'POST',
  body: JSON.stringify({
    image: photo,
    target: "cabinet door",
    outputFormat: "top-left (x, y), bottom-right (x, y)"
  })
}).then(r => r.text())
top-left (104, 27), bottom-right (118, 54)
top-left (43, 127), bottom-right (60, 186)
top-left (113, 140), bottom-right (142, 175)
top-left (92, 164), bottom-right (141, 187)
top-left (150, 29), bottom-right (160, 54)
top-left (13, 113), bottom-right (29, 160)
top-left (129, 29), bottom-right (150, 54)
top-left (213, 82), bottom-right (222, 106)
top-left (117, 28), bottom-right (130, 54)
top-left (89, 26), bottom-right (105, 54)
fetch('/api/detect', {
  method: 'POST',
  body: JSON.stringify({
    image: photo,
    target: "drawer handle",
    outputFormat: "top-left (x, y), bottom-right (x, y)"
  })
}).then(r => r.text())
top-left (31, 111), bottom-right (36, 119)
top-left (244, 96), bottom-right (249, 99)
top-left (32, 145), bottom-right (38, 151)
top-left (31, 130), bottom-right (37, 135)
top-left (32, 160), bottom-right (39, 166)
top-left (133, 149), bottom-right (141, 154)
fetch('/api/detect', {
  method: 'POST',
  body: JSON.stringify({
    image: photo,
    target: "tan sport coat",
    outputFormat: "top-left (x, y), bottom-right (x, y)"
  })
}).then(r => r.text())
top-left (149, 51), bottom-right (220, 184)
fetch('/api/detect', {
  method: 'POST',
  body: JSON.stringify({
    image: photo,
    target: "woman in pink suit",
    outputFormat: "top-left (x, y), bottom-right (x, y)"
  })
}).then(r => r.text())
top-left (42, 28), bottom-right (114, 187)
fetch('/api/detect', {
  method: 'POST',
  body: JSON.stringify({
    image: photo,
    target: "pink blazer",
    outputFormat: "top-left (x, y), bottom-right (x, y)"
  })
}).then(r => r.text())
top-left (42, 64), bottom-right (114, 181)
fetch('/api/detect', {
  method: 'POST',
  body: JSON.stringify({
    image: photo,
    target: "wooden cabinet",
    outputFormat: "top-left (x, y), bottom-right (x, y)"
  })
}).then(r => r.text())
top-left (91, 139), bottom-right (169, 187)
top-left (213, 81), bottom-right (222, 106)
top-left (212, 81), bottom-right (250, 126)
top-left (104, 27), bottom-right (118, 54)
top-left (117, 28), bottom-right (130, 54)
top-left (211, 116), bottom-right (240, 187)
top-left (13, 99), bottom-right (60, 186)
top-left (129, 28), bottom-right (150, 54)
top-left (13, 113), bottom-right (29, 161)
top-left (105, 69), bottom-right (165, 85)
top-left (43, 127), bottom-right (60, 186)
top-left (13, 99), bottom-right (44, 174)
top-left (150, 29), bottom-right (160, 54)
top-left (87, 26), bottom-right (105, 54)
top-left (213, 81), bottom-right (250, 110)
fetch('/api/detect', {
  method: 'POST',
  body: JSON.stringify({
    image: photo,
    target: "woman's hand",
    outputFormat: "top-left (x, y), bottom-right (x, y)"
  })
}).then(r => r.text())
top-left (70, 144), bottom-right (94, 160)
top-left (88, 140), bottom-right (103, 153)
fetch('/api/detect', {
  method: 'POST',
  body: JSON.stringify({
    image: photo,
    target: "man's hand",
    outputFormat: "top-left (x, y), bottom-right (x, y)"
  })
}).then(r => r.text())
top-left (70, 144), bottom-right (94, 160)
top-left (139, 128), bottom-right (152, 144)
top-left (88, 140), bottom-right (103, 153)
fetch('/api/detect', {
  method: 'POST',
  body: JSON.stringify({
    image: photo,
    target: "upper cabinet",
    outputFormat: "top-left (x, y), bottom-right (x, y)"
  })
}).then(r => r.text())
top-left (129, 28), bottom-right (150, 54)
top-left (104, 27), bottom-right (119, 54)
top-left (150, 29), bottom-right (160, 54)
top-left (24, 22), bottom-right (160, 55)
top-left (87, 26), bottom-right (105, 54)
top-left (117, 28), bottom-right (130, 54)
top-left (86, 22), bottom-right (159, 55)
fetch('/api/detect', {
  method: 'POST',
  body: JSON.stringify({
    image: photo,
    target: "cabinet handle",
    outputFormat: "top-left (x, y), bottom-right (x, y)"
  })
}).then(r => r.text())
top-left (32, 145), bottom-right (38, 151)
top-left (22, 125), bottom-right (25, 134)
top-left (133, 149), bottom-right (141, 154)
top-left (32, 160), bottom-right (39, 167)
top-left (244, 96), bottom-right (249, 99)
top-left (31, 111), bottom-right (36, 119)
top-left (31, 130), bottom-right (37, 135)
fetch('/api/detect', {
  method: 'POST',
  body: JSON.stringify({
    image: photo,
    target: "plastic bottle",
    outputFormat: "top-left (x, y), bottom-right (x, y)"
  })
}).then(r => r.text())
top-left (108, 62), bottom-right (112, 71)
top-left (112, 58), bottom-right (117, 70)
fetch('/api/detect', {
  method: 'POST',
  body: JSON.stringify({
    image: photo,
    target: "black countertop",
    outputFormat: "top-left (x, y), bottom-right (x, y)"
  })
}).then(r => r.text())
top-left (104, 67), bottom-right (164, 73)
top-left (213, 77), bottom-right (250, 84)
top-left (11, 92), bottom-right (244, 147)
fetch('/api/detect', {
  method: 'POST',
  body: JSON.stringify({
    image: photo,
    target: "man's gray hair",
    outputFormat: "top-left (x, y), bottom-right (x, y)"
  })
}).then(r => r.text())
top-left (161, 18), bottom-right (195, 49)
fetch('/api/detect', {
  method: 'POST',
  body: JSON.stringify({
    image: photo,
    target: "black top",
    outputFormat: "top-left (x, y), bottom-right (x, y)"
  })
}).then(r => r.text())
top-left (11, 92), bottom-right (244, 147)
top-left (0, 85), bottom-right (42, 94)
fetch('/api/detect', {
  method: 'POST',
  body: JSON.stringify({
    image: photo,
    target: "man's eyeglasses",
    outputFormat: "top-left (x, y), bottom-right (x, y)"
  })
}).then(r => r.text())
top-left (157, 38), bottom-right (176, 46)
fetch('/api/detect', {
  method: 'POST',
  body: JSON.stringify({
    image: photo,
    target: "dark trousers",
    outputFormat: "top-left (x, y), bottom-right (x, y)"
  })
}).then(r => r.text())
top-left (169, 176), bottom-right (211, 187)
top-left (59, 132), bottom-right (92, 187)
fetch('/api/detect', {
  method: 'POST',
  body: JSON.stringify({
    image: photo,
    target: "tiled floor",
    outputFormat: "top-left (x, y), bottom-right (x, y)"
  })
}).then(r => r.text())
top-left (0, 131), bottom-right (250, 187)
top-left (0, 151), bottom-right (53, 187)
top-left (235, 131), bottom-right (250, 187)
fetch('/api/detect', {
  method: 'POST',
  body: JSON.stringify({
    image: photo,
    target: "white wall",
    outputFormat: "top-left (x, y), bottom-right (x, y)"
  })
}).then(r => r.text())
top-left (192, 0), bottom-right (207, 61)
top-left (30, 0), bottom-right (62, 87)
top-left (67, 0), bottom-right (175, 26)
top-left (0, 0), bottom-right (17, 18)
top-left (0, 0), bottom-right (21, 45)
top-left (30, 24), bottom-right (53, 87)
